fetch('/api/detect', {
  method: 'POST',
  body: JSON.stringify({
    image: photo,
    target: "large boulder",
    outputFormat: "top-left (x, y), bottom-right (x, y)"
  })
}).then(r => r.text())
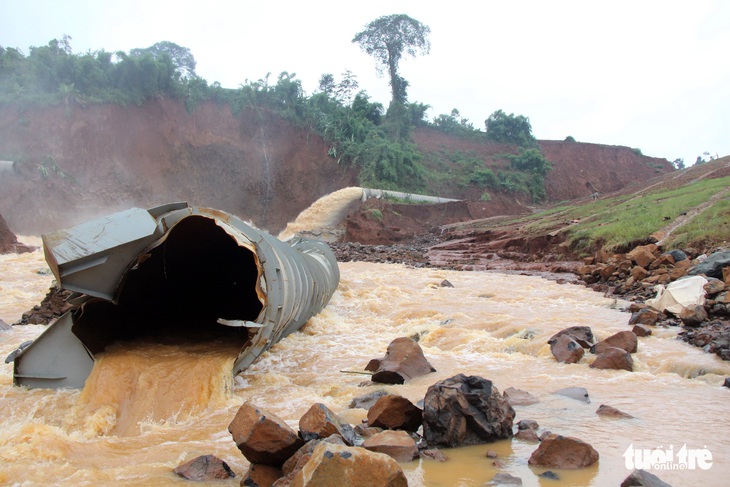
top-left (367, 337), bottom-right (436, 384)
top-left (689, 250), bottom-right (730, 279)
top-left (628, 308), bottom-right (665, 327)
top-left (548, 326), bottom-right (595, 348)
top-left (288, 443), bottom-right (407, 487)
top-left (361, 430), bottom-right (419, 462)
top-left (679, 304), bottom-right (708, 327)
top-left (367, 394), bottom-right (422, 432)
top-left (549, 334), bottom-right (584, 364)
top-left (528, 434), bottom-right (599, 469)
top-left (591, 331), bottom-right (638, 354)
top-left (590, 347), bottom-right (634, 371)
top-left (627, 245), bottom-right (658, 269)
top-left (422, 374), bottom-right (515, 448)
top-left (228, 402), bottom-right (304, 467)
top-left (299, 403), bottom-right (356, 446)
top-left (281, 436), bottom-right (346, 483)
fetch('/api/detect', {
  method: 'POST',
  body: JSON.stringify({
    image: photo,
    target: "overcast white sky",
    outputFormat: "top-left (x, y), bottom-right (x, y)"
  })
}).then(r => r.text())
top-left (2, 0), bottom-right (728, 164)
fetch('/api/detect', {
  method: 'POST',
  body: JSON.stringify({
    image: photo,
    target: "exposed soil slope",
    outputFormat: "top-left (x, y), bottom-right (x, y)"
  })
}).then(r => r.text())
top-left (411, 127), bottom-right (673, 201)
top-left (0, 99), bottom-right (358, 235)
top-left (0, 99), bottom-right (671, 237)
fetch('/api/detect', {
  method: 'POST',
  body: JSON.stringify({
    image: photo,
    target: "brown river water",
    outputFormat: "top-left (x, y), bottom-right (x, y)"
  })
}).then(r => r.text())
top-left (1, 233), bottom-right (729, 486)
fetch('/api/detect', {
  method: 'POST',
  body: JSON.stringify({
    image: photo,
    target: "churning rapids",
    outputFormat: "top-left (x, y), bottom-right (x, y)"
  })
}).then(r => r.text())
top-left (2, 208), bottom-right (730, 485)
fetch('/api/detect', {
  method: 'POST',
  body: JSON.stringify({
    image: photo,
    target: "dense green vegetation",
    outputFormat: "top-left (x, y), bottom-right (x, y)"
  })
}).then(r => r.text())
top-left (0, 23), bottom-right (552, 196)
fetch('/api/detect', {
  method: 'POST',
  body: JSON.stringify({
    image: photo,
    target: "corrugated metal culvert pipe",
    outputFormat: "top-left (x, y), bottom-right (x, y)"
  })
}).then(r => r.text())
top-left (11, 203), bottom-right (339, 389)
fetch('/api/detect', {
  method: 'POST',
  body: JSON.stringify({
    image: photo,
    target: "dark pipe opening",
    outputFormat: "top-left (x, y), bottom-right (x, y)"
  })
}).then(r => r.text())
top-left (73, 216), bottom-right (264, 354)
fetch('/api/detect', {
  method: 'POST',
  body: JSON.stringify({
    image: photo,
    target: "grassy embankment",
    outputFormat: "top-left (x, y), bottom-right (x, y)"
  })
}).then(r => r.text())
top-left (459, 168), bottom-right (730, 256)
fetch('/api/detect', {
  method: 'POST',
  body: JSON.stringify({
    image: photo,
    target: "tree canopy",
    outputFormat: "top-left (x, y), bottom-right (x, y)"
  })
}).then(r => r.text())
top-left (352, 14), bottom-right (430, 105)
top-left (484, 109), bottom-right (536, 147)
top-left (130, 41), bottom-right (196, 79)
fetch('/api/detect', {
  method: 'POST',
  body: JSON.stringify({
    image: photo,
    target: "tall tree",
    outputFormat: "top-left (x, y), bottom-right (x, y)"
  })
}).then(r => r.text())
top-left (352, 14), bottom-right (430, 105)
top-left (130, 41), bottom-right (196, 79)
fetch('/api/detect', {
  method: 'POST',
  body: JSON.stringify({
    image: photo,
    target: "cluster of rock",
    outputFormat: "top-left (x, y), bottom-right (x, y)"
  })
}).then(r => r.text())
top-left (12, 287), bottom-right (74, 326)
top-left (171, 337), bottom-right (663, 485)
top-left (549, 325), bottom-right (637, 371)
top-left (216, 372), bottom-right (516, 486)
top-left (578, 245), bottom-right (730, 359)
top-left (328, 240), bottom-right (433, 268)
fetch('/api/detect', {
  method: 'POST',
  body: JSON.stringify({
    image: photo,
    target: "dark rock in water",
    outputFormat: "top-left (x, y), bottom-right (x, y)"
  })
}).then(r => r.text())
top-left (628, 308), bottom-right (666, 327)
top-left (228, 402), bottom-right (304, 467)
top-left (689, 250), bottom-right (730, 279)
top-left (596, 404), bottom-right (634, 419)
top-left (538, 470), bottom-right (560, 480)
top-left (299, 402), bottom-right (356, 446)
top-left (503, 387), bottom-right (539, 406)
top-left (350, 390), bottom-right (389, 410)
top-left (173, 454), bottom-right (235, 481)
top-left (724, 378), bottom-right (730, 388)
top-left (549, 334), bottom-right (584, 364)
top-left (369, 337), bottom-right (436, 384)
top-left (517, 419), bottom-right (539, 430)
top-left (367, 394), bottom-right (423, 432)
top-left (489, 472), bottom-right (523, 485)
top-left (548, 326), bottom-right (595, 348)
top-left (667, 249), bottom-right (687, 262)
top-left (420, 448), bottom-right (448, 462)
top-left (620, 468), bottom-right (673, 486)
top-left (591, 330), bottom-right (638, 354)
top-left (440, 279), bottom-right (454, 288)
top-left (554, 387), bottom-right (590, 403)
top-left (423, 374), bottom-right (515, 448)
top-left (528, 434), bottom-right (599, 469)
top-left (514, 429), bottom-right (540, 442)
top-left (632, 324), bottom-right (652, 337)
top-left (590, 347), bottom-right (634, 371)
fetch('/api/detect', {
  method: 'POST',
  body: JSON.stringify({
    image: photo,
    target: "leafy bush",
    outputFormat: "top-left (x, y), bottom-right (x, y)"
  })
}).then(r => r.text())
top-left (506, 148), bottom-right (552, 175)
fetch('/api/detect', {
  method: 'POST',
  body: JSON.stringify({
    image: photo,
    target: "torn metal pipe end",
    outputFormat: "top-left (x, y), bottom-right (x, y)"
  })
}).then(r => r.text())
top-left (11, 203), bottom-right (340, 389)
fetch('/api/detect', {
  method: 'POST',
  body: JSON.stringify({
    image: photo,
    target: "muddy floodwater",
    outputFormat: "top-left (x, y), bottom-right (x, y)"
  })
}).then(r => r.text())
top-left (1, 238), bottom-right (729, 486)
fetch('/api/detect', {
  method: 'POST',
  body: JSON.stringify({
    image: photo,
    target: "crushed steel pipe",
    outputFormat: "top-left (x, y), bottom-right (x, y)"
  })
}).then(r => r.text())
top-left (11, 203), bottom-right (340, 389)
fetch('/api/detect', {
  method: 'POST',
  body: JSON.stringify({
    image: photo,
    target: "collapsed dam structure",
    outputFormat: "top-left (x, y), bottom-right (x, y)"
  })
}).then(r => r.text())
top-left (9, 203), bottom-right (340, 389)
